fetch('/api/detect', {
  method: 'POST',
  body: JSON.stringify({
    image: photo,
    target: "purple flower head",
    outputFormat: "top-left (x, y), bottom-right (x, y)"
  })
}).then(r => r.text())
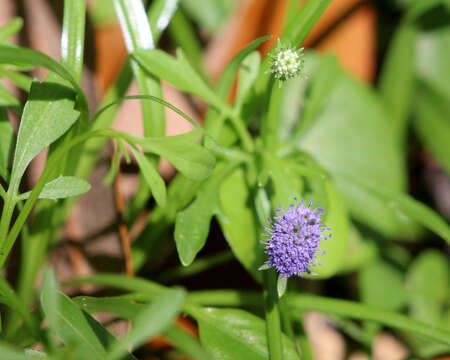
top-left (261, 198), bottom-right (331, 278)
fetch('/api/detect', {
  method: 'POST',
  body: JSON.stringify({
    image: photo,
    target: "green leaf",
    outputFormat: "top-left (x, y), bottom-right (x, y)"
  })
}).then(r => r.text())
top-left (39, 268), bottom-right (60, 348)
top-left (413, 84), bottom-right (450, 174)
top-left (188, 306), bottom-right (298, 360)
top-left (378, 23), bottom-right (417, 141)
top-left (406, 250), bottom-right (449, 327)
top-left (360, 261), bottom-right (406, 311)
top-left (277, 276), bottom-right (288, 298)
top-left (298, 62), bottom-right (416, 238)
top-left (415, 18), bottom-right (450, 100)
top-left (0, 45), bottom-right (88, 111)
top-left (73, 296), bottom-right (144, 319)
top-left (288, 294), bottom-right (450, 346)
top-left (18, 176), bottom-right (90, 201)
top-left (0, 109), bottom-right (14, 181)
top-left (216, 36), bottom-right (270, 101)
top-left (10, 81), bottom-right (80, 185)
top-left (0, 277), bottom-right (39, 337)
top-left (175, 162), bottom-right (238, 266)
top-left (89, 0), bottom-right (117, 26)
top-left (68, 273), bottom-right (165, 295)
top-left (127, 131), bottom-right (215, 181)
top-left (181, 0), bottom-right (236, 33)
top-left (129, 147), bottom-right (167, 207)
top-left (103, 149), bottom-right (122, 185)
top-left (164, 325), bottom-right (212, 360)
top-left (41, 291), bottom-right (135, 360)
top-left (170, 10), bottom-right (208, 81)
top-left (282, 0), bottom-right (333, 46)
top-left (290, 54), bottom-right (341, 141)
top-left (254, 187), bottom-right (271, 226)
top-left (77, 292), bottom-right (210, 360)
top-left (310, 180), bottom-right (350, 278)
top-left (107, 288), bottom-right (186, 360)
top-left (0, 342), bottom-right (40, 360)
top-left (218, 168), bottom-right (263, 281)
top-left (263, 154), bottom-right (302, 209)
top-left (235, 51), bottom-right (260, 110)
top-left (133, 48), bottom-right (225, 111)
top-left (337, 171), bottom-right (450, 243)
top-left (0, 17), bottom-right (23, 42)
top-left (339, 226), bottom-right (378, 273)
top-left (204, 36), bottom-right (270, 141)
top-left (405, 0), bottom-right (449, 21)
top-left (0, 66), bottom-right (32, 92)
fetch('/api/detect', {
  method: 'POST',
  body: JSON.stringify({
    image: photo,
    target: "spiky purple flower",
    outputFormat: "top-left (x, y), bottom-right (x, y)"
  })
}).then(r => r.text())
top-left (261, 198), bottom-right (331, 278)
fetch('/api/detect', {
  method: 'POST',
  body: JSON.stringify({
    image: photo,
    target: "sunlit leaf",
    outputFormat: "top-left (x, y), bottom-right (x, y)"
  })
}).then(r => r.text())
top-left (18, 176), bottom-right (90, 201)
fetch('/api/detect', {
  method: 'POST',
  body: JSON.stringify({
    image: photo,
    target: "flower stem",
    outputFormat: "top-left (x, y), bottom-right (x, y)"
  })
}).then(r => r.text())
top-left (261, 79), bottom-right (283, 150)
top-left (263, 268), bottom-right (284, 360)
top-left (227, 110), bottom-right (254, 153)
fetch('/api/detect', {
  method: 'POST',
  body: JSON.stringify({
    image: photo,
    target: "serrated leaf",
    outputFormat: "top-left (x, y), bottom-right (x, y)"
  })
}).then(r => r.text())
top-left (175, 162), bottom-right (238, 266)
top-left (18, 176), bottom-right (90, 201)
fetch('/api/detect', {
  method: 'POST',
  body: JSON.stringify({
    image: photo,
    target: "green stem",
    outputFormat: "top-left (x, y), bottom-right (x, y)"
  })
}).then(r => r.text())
top-left (263, 269), bottom-right (284, 360)
top-left (227, 109), bottom-right (254, 153)
top-left (0, 176), bottom-right (20, 260)
top-left (261, 80), bottom-right (284, 150)
top-left (0, 190), bottom-right (16, 256)
top-left (0, 183), bottom-right (5, 199)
